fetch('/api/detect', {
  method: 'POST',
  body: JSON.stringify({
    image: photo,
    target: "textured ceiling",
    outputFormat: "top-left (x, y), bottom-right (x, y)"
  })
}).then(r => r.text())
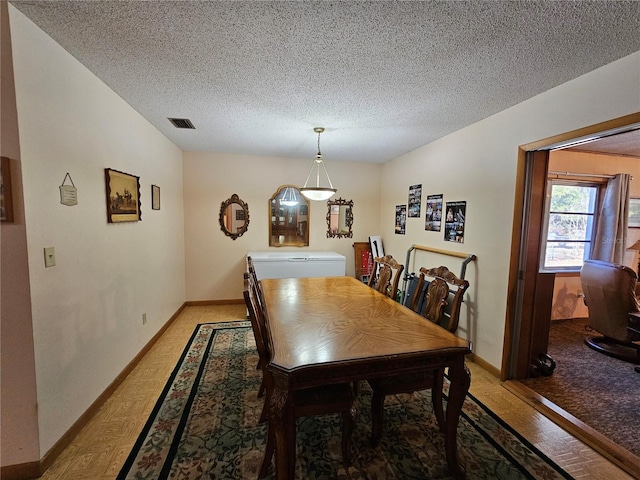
top-left (9, 0), bottom-right (640, 163)
top-left (566, 129), bottom-right (640, 158)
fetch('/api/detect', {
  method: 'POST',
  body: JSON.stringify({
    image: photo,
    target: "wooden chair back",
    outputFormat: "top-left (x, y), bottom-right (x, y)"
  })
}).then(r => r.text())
top-left (368, 255), bottom-right (404, 301)
top-left (409, 265), bottom-right (469, 332)
top-left (421, 277), bottom-right (449, 324)
top-left (244, 279), bottom-right (269, 362)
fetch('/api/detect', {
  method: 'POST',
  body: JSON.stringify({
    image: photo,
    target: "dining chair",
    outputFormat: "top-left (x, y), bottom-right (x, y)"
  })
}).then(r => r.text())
top-left (367, 265), bottom-right (469, 446)
top-left (244, 273), bottom-right (268, 413)
top-left (247, 256), bottom-right (267, 397)
top-left (243, 282), bottom-right (357, 478)
top-left (368, 254), bottom-right (404, 301)
top-left (409, 265), bottom-right (469, 333)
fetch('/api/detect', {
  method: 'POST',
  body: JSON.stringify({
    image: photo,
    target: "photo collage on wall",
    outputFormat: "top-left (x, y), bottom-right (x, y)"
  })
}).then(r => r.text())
top-left (425, 194), bottom-right (443, 231)
top-left (395, 205), bottom-right (406, 234)
top-left (408, 184), bottom-right (422, 217)
top-left (403, 184), bottom-right (467, 242)
top-left (444, 201), bottom-right (466, 243)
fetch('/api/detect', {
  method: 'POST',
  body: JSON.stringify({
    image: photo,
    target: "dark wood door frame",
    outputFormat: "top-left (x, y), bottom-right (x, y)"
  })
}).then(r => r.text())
top-left (502, 112), bottom-right (640, 381)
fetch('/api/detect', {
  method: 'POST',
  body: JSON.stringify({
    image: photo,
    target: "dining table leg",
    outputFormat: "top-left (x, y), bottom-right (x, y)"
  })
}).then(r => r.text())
top-left (270, 375), bottom-right (296, 480)
top-left (444, 359), bottom-right (471, 479)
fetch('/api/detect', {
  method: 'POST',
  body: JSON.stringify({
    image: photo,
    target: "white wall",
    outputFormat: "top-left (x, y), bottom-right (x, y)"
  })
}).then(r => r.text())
top-left (9, 6), bottom-right (186, 456)
top-left (183, 151), bottom-right (382, 301)
top-left (1, 2), bottom-right (39, 467)
top-left (380, 51), bottom-right (640, 369)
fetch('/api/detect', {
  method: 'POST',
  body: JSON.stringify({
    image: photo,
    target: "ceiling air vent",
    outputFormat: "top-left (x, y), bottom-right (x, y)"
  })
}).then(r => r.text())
top-left (168, 117), bottom-right (195, 129)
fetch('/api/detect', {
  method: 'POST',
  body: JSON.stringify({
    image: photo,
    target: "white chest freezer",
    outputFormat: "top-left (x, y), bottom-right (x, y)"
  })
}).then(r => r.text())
top-left (247, 251), bottom-right (346, 280)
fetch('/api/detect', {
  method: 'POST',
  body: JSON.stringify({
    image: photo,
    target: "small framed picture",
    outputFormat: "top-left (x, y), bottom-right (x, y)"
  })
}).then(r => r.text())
top-left (105, 168), bottom-right (141, 223)
top-left (1, 156), bottom-right (14, 223)
top-left (152, 184), bottom-right (160, 210)
top-left (629, 198), bottom-right (640, 227)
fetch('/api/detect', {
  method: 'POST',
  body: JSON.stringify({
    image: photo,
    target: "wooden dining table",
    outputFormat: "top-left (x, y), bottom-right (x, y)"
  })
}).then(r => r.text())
top-left (260, 275), bottom-right (472, 479)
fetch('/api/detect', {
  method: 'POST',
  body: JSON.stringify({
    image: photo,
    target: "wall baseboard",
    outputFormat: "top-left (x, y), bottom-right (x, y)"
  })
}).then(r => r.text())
top-left (467, 353), bottom-right (501, 378)
top-left (186, 298), bottom-right (244, 306)
top-left (0, 302), bottom-right (187, 480)
top-left (0, 461), bottom-right (41, 480)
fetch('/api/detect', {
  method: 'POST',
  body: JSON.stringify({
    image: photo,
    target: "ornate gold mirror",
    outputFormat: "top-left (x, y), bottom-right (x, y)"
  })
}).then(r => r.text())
top-left (269, 185), bottom-right (310, 247)
top-left (327, 197), bottom-right (353, 238)
top-left (219, 194), bottom-right (249, 240)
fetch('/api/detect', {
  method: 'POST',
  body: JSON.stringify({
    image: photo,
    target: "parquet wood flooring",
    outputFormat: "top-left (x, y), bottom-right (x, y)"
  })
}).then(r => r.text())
top-left (36, 305), bottom-right (631, 479)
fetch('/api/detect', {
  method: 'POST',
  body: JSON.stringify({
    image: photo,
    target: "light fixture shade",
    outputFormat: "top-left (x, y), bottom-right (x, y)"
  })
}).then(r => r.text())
top-left (301, 127), bottom-right (337, 201)
top-left (300, 186), bottom-right (337, 201)
top-left (280, 186), bottom-right (300, 206)
top-left (628, 240), bottom-right (640, 251)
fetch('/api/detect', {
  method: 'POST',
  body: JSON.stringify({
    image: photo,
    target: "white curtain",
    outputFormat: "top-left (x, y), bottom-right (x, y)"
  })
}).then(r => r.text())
top-left (592, 173), bottom-right (631, 264)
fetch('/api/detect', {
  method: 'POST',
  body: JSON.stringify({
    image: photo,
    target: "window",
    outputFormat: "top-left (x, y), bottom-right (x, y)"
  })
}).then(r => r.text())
top-left (541, 181), bottom-right (599, 271)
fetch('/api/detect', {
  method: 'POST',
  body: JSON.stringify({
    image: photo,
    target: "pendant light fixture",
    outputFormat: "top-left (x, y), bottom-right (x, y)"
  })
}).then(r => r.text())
top-left (300, 127), bottom-right (337, 201)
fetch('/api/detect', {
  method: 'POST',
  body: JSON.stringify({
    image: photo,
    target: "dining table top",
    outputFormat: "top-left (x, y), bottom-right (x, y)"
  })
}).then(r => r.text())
top-left (260, 275), bottom-right (472, 372)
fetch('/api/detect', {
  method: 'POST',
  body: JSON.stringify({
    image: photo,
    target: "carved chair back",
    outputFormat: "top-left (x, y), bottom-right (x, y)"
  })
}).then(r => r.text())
top-left (368, 255), bottom-right (404, 301)
top-left (409, 265), bottom-right (469, 333)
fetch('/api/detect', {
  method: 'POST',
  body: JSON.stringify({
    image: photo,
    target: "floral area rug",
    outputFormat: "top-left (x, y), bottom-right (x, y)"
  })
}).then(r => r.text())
top-left (117, 323), bottom-right (573, 479)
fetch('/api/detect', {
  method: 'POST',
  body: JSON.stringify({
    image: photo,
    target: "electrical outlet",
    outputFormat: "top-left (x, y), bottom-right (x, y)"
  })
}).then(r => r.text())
top-left (142, 313), bottom-right (147, 325)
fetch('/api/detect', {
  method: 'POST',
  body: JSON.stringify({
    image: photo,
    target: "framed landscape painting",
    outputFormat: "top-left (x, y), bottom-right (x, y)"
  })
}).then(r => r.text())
top-left (105, 168), bottom-right (141, 223)
top-left (629, 198), bottom-right (640, 228)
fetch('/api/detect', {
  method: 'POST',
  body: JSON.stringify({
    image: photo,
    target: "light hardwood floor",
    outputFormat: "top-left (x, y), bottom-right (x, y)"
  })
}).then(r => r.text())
top-left (37, 304), bottom-right (631, 479)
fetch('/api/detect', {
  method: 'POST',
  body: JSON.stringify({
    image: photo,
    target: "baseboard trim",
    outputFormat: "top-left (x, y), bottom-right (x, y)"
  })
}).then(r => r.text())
top-left (504, 379), bottom-right (640, 479)
top-left (0, 461), bottom-right (41, 480)
top-left (1, 302), bottom-right (188, 480)
top-left (185, 299), bottom-right (244, 306)
top-left (467, 353), bottom-right (501, 378)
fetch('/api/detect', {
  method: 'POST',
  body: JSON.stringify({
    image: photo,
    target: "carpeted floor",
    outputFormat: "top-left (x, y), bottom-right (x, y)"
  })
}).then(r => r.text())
top-left (118, 323), bottom-right (573, 479)
top-left (520, 317), bottom-right (640, 458)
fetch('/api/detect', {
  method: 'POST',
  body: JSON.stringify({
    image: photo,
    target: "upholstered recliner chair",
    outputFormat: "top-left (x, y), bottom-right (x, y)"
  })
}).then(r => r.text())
top-left (580, 259), bottom-right (640, 363)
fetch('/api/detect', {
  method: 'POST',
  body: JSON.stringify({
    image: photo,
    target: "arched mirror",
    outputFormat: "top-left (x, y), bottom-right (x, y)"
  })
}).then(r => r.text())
top-left (327, 197), bottom-right (353, 238)
top-left (219, 194), bottom-right (249, 240)
top-left (269, 185), bottom-right (310, 247)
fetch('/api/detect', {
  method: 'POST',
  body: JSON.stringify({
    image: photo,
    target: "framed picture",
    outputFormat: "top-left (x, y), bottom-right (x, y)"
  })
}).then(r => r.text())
top-left (105, 168), bottom-right (141, 223)
top-left (629, 198), bottom-right (640, 227)
top-left (1, 156), bottom-right (14, 223)
top-left (444, 200), bottom-right (466, 243)
top-left (395, 204), bottom-right (406, 234)
top-left (408, 184), bottom-right (422, 217)
top-left (152, 184), bottom-right (160, 210)
top-left (425, 193), bottom-right (443, 232)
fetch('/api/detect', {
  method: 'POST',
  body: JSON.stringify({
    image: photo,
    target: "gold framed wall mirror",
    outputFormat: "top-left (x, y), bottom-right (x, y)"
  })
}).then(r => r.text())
top-left (269, 185), bottom-right (310, 247)
top-left (219, 194), bottom-right (249, 240)
top-left (327, 197), bottom-right (353, 238)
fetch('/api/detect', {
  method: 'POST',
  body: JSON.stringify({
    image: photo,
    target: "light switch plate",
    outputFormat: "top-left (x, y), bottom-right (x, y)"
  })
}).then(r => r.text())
top-left (44, 247), bottom-right (56, 267)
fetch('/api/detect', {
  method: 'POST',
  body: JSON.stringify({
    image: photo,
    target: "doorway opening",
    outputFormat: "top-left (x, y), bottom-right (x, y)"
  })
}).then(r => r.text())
top-left (504, 113), bottom-right (640, 380)
top-left (502, 112), bottom-right (640, 477)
